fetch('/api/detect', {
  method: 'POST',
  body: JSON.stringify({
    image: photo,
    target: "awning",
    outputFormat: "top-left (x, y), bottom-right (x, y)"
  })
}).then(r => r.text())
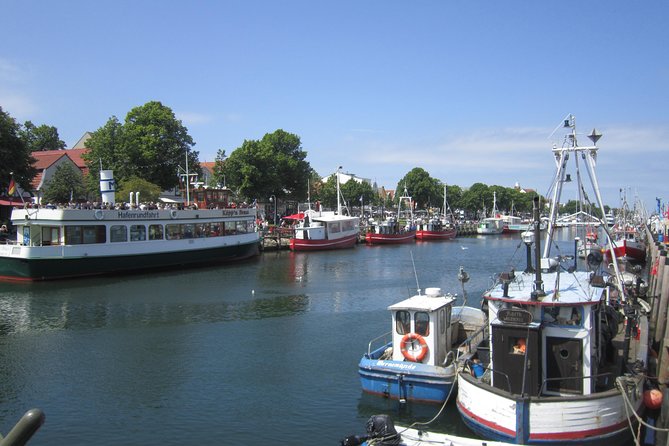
top-left (282, 212), bottom-right (305, 221)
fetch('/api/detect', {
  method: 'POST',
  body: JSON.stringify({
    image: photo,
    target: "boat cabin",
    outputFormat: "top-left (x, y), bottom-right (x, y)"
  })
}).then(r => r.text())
top-left (388, 288), bottom-right (456, 366)
top-left (191, 186), bottom-right (232, 209)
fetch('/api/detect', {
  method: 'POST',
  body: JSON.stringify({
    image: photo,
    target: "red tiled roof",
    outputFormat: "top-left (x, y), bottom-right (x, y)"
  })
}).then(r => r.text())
top-left (30, 149), bottom-right (91, 190)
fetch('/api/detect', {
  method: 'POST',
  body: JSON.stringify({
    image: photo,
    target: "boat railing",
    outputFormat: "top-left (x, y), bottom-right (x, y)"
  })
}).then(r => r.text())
top-left (538, 372), bottom-right (615, 395)
top-left (454, 324), bottom-right (486, 362)
top-left (367, 332), bottom-right (392, 356)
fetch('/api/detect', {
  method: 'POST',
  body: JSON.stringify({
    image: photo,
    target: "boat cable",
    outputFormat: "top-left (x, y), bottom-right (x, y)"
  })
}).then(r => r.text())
top-left (617, 376), bottom-right (669, 446)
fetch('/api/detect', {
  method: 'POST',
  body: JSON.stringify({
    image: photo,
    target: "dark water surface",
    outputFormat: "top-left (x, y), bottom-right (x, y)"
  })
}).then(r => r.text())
top-left (0, 231), bottom-right (580, 445)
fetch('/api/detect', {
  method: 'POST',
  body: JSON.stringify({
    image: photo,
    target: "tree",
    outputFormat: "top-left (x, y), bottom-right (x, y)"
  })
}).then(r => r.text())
top-left (0, 107), bottom-right (36, 194)
top-left (116, 176), bottom-right (162, 203)
top-left (19, 121), bottom-right (66, 151)
top-left (396, 168), bottom-right (442, 209)
top-left (83, 101), bottom-right (199, 193)
top-left (220, 129), bottom-right (311, 202)
top-left (41, 163), bottom-right (86, 203)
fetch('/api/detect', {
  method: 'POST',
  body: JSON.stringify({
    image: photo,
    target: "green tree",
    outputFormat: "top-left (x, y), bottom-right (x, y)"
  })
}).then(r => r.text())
top-left (395, 168), bottom-right (442, 209)
top-left (41, 163), bottom-right (85, 203)
top-left (116, 176), bottom-right (162, 203)
top-left (83, 101), bottom-right (199, 193)
top-left (220, 129), bottom-right (311, 202)
top-left (19, 121), bottom-right (66, 151)
top-left (0, 107), bottom-right (36, 194)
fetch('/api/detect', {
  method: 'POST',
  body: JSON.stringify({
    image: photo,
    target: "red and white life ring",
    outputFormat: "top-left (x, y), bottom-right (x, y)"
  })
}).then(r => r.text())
top-left (400, 333), bottom-right (428, 362)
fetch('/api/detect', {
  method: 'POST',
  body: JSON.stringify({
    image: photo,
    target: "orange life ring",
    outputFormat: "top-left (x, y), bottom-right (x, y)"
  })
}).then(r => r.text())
top-left (400, 333), bottom-right (428, 362)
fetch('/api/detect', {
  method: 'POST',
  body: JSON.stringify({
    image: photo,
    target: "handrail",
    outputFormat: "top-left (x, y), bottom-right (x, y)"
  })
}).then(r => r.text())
top-left (367, 331), bottom-right (392, 355)
top-left (0, 409), bottom-right (45, 446)
top-left (538, 372), bottom-right (614, 395)
top-left (454, 324), bottom-right (486, 362)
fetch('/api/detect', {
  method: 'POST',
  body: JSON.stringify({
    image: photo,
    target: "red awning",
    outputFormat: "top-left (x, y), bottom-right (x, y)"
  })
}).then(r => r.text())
top-left (0, 199), bottom-right (24, 206)
top-left (282, 212), bottom-right (305, 221)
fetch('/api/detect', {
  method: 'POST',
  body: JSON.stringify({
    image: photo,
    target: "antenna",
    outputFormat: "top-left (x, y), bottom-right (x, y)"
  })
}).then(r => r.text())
top-left (411, 251), bottom-right (421, 295)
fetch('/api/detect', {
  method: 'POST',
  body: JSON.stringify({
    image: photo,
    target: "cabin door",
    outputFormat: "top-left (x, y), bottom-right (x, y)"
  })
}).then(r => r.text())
top-left (491, 325), bottom-right (540, 396)
top-left (545, 337), bottom-right (582, 394)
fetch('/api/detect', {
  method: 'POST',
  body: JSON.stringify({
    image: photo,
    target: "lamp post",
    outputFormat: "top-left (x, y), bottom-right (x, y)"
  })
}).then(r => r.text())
top-left (269, 195), bottom-right (277, 226)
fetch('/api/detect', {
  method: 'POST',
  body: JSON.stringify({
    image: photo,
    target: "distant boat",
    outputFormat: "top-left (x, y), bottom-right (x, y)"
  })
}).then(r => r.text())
top-left (476, 191), bottom-right (504, 235)
top-left (415, 185), bottom-right (457, 241)
top-left (366, 190), bottom-right (416, 244)
top-left (289, 167), bottom-right (360, 251)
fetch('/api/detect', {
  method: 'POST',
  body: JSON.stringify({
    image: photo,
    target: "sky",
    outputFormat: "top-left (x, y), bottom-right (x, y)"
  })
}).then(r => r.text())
top-left (2, 1), bottom-right (667, 213)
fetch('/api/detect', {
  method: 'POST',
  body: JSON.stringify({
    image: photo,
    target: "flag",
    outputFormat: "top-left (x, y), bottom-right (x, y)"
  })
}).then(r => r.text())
top-left (8, 178), bottom-right (16, 195)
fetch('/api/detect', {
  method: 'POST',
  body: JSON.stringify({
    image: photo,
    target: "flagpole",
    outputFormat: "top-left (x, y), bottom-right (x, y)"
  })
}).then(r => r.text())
top-left (8, 172), bottom-right (26, 206)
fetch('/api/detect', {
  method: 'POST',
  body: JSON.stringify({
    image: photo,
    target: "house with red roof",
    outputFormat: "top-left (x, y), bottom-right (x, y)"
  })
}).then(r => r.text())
top-left (29, 148), bottom-right (89, 203)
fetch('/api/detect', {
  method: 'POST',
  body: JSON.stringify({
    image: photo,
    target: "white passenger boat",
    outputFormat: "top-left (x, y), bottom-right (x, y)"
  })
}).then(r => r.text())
top-left (0, 171), bottom-right (260, 281)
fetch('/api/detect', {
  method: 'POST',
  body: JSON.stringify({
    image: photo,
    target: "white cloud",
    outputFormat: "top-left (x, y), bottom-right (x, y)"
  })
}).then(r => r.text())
top-left (176, 111), bottom-right (214, 126)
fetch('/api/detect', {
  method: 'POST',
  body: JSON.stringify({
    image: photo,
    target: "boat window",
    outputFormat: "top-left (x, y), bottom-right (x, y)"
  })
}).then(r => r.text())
top-left (130, 225), bottom-right (146, 241)
top-left (41, 226), bottom-right (60, 246)
top-left (330, 222), bottom-right (341, 233)
top-left (542, 306), bottom-right (582, 326)
top-left (209, 222), bottom-right (222, 236)
top-left (183, 224), bottom-right (194, 238)
top-left (342, 220), bottom-right (355, 231)
top-left (395, 311), bottom-right (411, 335)
top-left (511, 337), bottom-right (527, 355)
top-left (237, 221), bottom-right (250, 234)
top-left (165, 224), bottom-right (181, 240)
top-left (225, 221), bottom-right (238, 235)
top-left (110, 225), bottom-right (128, 243)
top-left (66, 225), bottom-right (106, 244)
top-left (415, 312), bottom-right (430, 336)
top-left (195, 223), bottom-right (207, 238)
top-left (149, 224), bottom-right (164, 240)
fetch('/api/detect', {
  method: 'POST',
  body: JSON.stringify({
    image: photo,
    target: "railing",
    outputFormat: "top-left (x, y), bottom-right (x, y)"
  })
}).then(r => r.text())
top-left (454, 324), bottom-right (486, 362)
top-left (0, 409), bottom-right (44, 446)
top-left (366, 331), bottom-right (392, 356)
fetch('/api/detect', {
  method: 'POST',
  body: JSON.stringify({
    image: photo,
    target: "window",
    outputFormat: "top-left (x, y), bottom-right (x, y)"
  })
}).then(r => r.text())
top-left (415, 312), bottom-right (430, 336)
top-left (130, 225), bottom-right (146, 241)
top-left (65, 225), bottom-right (106, 244)
top-left (149, 224), bottom-right (164, 240)
top-left (110, 225), bottom-right (127, 242)
top-left (65, 226), bottom-right (82, 245)
top-left (395, 311), bottom-right (411, 335)
top-left (42, 226), bottom-right (60, 246)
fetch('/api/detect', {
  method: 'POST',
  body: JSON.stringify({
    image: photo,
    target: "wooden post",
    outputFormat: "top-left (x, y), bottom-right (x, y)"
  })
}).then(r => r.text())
top-left (656, 258), bottom-right (669, 385)
top-left (652, 249), bottom-right (668, 342)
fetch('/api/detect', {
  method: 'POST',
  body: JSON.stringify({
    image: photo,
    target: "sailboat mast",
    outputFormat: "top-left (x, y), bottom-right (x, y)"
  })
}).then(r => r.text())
top-left (336, 166), bottom-right (342, 215)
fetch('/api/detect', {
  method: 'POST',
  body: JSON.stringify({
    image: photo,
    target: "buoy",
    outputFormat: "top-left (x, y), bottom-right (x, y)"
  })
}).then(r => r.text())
top-left (644, 389), bottom-right (663, 410)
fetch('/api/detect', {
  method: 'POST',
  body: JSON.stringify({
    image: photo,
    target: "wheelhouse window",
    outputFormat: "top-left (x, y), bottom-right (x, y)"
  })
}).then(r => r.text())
top-left (395, 311), bottom-right (411, 335)
top-left (110, 225), bottom-right (128, 243)
top-left (415, 312), bottom-right (430, 336)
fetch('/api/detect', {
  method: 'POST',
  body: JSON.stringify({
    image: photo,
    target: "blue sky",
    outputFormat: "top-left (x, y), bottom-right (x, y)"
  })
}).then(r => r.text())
top-left (2, 1), bottom-right (667, 212)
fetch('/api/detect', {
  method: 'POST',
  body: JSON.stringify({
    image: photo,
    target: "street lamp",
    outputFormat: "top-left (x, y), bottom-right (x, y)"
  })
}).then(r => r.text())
top-left (269, 195), bottom-right (277, 226)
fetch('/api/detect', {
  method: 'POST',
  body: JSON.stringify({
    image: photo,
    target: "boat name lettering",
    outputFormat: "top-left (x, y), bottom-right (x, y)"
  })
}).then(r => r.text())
top-left (498, 308), bottom-right (533, 325)
top-left (222, 209), bottom-right (252, 216)
top-left (376, 360), bottom-right (417, 370)
top-left (117, 211), bottom-right (161, 220)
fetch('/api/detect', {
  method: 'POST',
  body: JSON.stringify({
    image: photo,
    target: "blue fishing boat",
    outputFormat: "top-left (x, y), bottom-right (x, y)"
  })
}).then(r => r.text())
top-left (359, 271), bottom-right (486, 404)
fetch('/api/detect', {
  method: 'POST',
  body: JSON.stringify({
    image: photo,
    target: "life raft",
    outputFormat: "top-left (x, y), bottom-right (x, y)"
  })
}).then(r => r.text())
top-left (400, 333), bottom-right (428, 362)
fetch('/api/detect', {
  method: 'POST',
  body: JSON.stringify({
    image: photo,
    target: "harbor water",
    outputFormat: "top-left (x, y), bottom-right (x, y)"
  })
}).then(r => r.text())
top-left (0, 230), bottom-right (586, 445)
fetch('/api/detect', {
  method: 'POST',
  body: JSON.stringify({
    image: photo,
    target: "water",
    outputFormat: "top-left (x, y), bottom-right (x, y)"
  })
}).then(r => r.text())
top-left (0, 231), bottom-right (581, 445)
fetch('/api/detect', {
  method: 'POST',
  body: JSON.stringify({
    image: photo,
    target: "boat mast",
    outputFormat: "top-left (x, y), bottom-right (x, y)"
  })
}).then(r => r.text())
top-left (336, 166), bottom-right (342, 215)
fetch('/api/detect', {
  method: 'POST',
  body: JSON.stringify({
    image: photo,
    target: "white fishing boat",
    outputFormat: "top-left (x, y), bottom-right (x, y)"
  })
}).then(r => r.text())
top-left (476, 191), bottom-right (504, 235)
top-left (0, 170), bottom-right (260, 281)
top-left (456, 115), bottom-right (650, 445)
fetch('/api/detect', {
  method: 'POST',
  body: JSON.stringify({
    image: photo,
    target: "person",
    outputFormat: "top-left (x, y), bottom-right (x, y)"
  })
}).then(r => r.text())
top-left (0, 224), bottom-right (8, 241)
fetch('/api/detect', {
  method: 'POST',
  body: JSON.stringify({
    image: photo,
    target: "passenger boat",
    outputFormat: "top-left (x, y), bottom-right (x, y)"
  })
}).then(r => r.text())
top-left (415, 186), bottom-right (457, 241)
top-left (366, 191), bottom-right (416, 244)
top-left (456, 116), bottom-right (650, 445)
top-left (0, 171), bottom-right (261, 282)
top-left (289, 167), bottom-right (360, 251)
top-left (358, 268), bottom-right (486, 404)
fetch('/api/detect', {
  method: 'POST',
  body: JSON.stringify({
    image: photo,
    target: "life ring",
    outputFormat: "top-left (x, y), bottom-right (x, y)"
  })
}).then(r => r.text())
top-left (400, 333), bottom-right (428, 362)
top-left (94, 210), bottom-right (104, 220)
top-left (170, 210), bottom-right (178, 219)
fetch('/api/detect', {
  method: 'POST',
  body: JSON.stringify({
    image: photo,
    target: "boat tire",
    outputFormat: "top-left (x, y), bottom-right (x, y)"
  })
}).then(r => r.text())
top-left (400, 333), bottom-right (428, 362)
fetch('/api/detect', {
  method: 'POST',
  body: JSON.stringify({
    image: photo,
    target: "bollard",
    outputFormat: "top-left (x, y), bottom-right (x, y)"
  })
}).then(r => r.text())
top-left (0, 409), bottom-right (45, 446)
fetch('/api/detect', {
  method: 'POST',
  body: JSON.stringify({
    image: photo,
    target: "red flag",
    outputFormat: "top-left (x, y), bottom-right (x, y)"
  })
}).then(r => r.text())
top-left (7, 178), bottom-right (16, 195)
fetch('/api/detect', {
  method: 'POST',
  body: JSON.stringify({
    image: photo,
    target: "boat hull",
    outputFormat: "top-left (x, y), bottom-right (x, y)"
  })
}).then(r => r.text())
top-left (415, 229), bottom-right (456, 240)
top-left (359, 344), bottom-right (455, 404)
top-left (0, 238), bottom-right (260, 281)
top-left (456, 372), bottom-right (642, 445)
top-left (365, 231), bottom-right (416, 244)
top-left (609, 239), bottom-right (646, 263)
top-left (289, 233), bottom-right (358, 251)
